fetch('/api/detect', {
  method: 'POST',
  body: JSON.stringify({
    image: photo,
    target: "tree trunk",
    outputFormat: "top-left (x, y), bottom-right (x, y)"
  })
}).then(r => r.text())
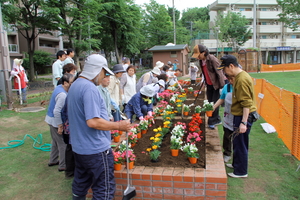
top-left (27, 39), bottom-right (35, 81)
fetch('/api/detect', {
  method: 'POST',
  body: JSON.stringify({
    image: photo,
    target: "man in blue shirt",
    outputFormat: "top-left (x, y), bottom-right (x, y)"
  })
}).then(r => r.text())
top-left (68, 54), bottom-right (131, 200)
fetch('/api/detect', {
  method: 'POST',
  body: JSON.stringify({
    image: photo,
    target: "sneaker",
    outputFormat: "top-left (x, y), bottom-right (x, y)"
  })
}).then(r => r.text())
top-left (224, 155), bottom-right (231, 163)
top-left (213, 121), bottom-right (222, 126)
top-left (48, 161), bottom-right (59, 167)
top-left (226, 164), bottom-right (234, 169)
top-left (208, 125), bottom-right (215, 129)
top-left (228, 172), bottom-right (248, 178)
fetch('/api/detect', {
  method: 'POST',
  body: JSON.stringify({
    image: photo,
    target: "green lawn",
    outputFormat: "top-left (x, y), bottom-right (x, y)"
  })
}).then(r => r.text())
top-left (250, 71), bottom-right (300, 94)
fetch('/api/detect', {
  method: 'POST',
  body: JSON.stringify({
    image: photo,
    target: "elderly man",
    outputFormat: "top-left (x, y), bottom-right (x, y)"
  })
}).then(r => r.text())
top-left (218, 54), bottom-right (257, 178)
top-left (67, 54), bottom-right (131, 200)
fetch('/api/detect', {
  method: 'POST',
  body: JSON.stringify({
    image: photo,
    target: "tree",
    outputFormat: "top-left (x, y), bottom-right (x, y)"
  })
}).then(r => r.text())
top-left (98, 0), bottom-right (143, 64)
top-left (214, 11), bottom-right (251, 49)
top-left (277, 0), bottom-right (300, 31)
top-left (142, 0), bottom-right (173, 48)
top-left (1, 0), bottom-right (60, 81)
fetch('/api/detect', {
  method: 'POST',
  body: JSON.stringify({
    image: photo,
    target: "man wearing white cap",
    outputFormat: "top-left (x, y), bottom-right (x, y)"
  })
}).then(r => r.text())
top-left (67, 54), bottom-right (131, 200)
top-left (124, 84), bottom-right (155, 123)
top-left (136, 66), bottom-right (161, 92)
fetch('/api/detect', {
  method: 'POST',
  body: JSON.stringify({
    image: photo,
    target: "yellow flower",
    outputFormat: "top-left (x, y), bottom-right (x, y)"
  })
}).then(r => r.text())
top-left (157, 127), bottom-right (162, 131)
top-left (154, 138), bottom-right (160, 142)
top-left (152, 145), bottom-right (158, 149)
top-left (150, 137), bottom-right (154, 140)
top-left (146, 148), bottom-right (152, 152)
top-left (164, 121), bottom-right (170, 125)
top-left (155, 133), bottom-right (161, 137)
top-left (153, 129), bottom-right (158, 132)
top-left (166, 117), bottom-right (170, 120)
top-left (176, 99), bottom-right (182, 102)
top-left (177, 104), bottom-right (182, 107)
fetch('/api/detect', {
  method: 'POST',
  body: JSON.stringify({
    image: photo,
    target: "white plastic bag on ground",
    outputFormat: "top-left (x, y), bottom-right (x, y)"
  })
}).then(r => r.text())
top-left (260, 123), bottom-right (276, 134)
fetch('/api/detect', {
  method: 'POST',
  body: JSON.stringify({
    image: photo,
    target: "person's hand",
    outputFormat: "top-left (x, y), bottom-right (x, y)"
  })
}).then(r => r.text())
top-left (58, 124), bottom-right (63, 135)
top-left (139, 116), bottom-right (144, 121)
top-left (239, 123), bottom-right (247, 133)
top-left (118, 119), bottom-right (131, 132)
top-left (147, 111), bottom-right (152, 116)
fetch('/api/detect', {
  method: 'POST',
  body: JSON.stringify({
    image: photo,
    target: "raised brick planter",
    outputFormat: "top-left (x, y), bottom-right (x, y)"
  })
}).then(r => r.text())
top-left (112, 127), bottom-right (227, 200)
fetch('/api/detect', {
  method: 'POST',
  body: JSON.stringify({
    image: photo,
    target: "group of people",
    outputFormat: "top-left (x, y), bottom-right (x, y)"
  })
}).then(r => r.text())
top-left (192, 44), bottom-right (257, 179)
top-left (44, 44), bottom-right (257, 199)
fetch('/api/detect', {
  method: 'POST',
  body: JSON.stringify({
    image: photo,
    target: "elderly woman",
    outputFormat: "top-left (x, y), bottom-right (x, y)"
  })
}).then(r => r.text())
top-left (11, 59), bottom-right (28, 103)
top-left (124, 84), bottom-right (155, 123)
top-left (189, 63), bottom-right (199, 85)
top-left (136, 67), bottom-right (161, 92)
top-left (120, 65), bottom-right (137, 108)
top-left (45, 73), bottom-right (74, 172)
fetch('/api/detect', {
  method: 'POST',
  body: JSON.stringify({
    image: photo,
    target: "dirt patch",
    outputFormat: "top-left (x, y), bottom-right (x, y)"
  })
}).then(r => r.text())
top-left (0, 116), bottom-right (29, 128)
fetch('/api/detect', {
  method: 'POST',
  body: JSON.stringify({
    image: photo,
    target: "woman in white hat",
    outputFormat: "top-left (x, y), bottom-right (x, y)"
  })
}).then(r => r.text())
top-left (136, 66), bottom-right (161, 92)
top-left (124, 84), bottom-right (155, 123)
top-left (11, 58), bottom-right (28, 103)
top-left (189, 62), bottom-right (199, 85)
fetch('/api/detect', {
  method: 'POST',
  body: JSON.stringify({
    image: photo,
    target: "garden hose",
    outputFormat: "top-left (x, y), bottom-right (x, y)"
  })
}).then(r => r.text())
top-left (0, 134), bottom-right (51, 151)
top-left (0, 134), bottom-right (117, 151)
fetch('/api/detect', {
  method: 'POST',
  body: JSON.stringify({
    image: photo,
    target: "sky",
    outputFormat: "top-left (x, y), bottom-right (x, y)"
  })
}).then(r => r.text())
top-left (134, 0), bottom-right (216, 12)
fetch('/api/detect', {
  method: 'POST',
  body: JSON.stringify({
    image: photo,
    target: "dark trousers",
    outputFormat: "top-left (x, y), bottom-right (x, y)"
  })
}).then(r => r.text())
top-left (72, 149), bottom-right (115, 200)
top-left (223, 127), bottom-right (233, 156)
top-left (206, 84), bottom-right (221, 125)
top-left (232, 116), bottom-right (253, 175)
top-left (191, 80), bottom-right (196, 84)
top-left (125, 104), bottom-right (148, 123)
top-left (65, 144), bottom-right (75, 178)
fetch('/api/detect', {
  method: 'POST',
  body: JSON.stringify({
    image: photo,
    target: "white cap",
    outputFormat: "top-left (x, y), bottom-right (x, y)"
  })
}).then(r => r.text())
top-left (151, 67), bottom-right (161, 75)
top-left (80, 54), bottom-right (114, 80)
top-left (155, 61), bottom-right (164, 69)
top-left (140, 85), bottom-right (155, 97)
top-left (190, 63), bottom-right (196, 67)
top-left (158, 79), bottom-right (165, 87)
top-left (14, 58), bottom-right (23, 65)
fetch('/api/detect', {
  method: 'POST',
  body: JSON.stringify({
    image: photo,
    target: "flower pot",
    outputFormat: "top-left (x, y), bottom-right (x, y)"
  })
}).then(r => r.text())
top-left (194, 94), bottom-right (198, 97)
top-left (183, 111), bottom-right (189, 116)
top-left (131, 143), bottom-right (136, 147)
top-left (125, 161), bottom-right (134, 169)
top-left (206, 110), bottom-right (213, 117)
top-left (151, 159), bottom-right (159, 163)
top-left (137, 132), bottom-right (142, 139)
top-left (114, 135), bottom-right (120, 143)
top-left (119, 131), bottom-right (123, 135)
top-left (171, 149), bottom-right (179, 156)
top-left (114, 163), bottom-right (122, 171)
top-left (141, 129), bottom-right (147, 134)
top-left (188, 157), bottom-right (197, 164)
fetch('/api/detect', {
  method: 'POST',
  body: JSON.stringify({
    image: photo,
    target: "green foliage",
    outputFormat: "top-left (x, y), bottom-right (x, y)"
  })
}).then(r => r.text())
top-left (277, 0), bottom-right (300, 31)
top-left (22, 51), bottom-right (52, 75)
top-left (214, 11), bottom-right (251, 48)
top-left (149, 149), bottom-right (161, 161)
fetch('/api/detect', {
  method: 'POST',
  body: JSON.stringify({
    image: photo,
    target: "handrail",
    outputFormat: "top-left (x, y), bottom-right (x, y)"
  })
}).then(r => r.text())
top-left (9, 74), bottom-right (23, 105)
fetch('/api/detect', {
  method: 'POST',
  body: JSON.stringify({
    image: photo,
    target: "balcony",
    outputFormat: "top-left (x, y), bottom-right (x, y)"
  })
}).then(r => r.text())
top-left (257, 11), bottom-right (281, 19)
top-left (8, 44), bottom-right (19, 53)
top-left (257, 25), bottom-right (282, 33)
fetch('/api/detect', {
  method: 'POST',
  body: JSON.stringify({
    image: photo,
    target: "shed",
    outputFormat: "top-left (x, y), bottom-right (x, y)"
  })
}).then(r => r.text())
top-left (148, 44), bottom-right (190, 75)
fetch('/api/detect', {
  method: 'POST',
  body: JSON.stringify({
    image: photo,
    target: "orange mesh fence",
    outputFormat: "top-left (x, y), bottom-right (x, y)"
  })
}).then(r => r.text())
top-left (261, 63), bottom-right (300, 72)
top-left (253, 78), bottom-right (300, 160)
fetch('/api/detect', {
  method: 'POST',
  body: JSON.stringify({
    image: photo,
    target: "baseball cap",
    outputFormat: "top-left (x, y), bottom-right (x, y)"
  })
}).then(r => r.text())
top-left (80, 54), bottom-right (114, 80)
top-left (218, 55), bottom-right (239, 70)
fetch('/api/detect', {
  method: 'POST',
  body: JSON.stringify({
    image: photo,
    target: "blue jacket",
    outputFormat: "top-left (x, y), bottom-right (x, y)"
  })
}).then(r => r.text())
top-left (124, 92), bottom-right (153, 118)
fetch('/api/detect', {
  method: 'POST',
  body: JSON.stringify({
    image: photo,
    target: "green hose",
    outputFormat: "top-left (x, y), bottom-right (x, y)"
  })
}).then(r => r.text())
top-left (0, 134), bottom-right (117, 151)
top-left (0, 134), bottom-right (51, 151)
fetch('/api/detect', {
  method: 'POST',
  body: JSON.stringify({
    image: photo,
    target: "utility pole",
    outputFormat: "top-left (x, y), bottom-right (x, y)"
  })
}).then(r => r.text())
top-left (0, 4), bottom-right (13, 109)
top-left (253, 0), bottom-right (257, 48)
top-left (172, 0), bottom-right (176, 44)
top-left (186, 21), bottom-right (194, 39)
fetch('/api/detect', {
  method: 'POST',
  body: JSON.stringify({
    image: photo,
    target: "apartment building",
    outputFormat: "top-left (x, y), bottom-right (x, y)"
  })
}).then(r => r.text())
top-left (194, 0), bottom-right (300, 64)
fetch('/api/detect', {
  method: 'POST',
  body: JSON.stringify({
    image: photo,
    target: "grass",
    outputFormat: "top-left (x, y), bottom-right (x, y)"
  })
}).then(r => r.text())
top-left (250, 71), bottom-right (300, 94)
top-left (217, 107), bottom-right (300, 199)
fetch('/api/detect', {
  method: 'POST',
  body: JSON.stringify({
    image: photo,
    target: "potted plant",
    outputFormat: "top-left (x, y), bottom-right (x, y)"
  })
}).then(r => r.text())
top-left (183, 104), bottom-right (190, 116)
top-left (170, 135), bottom-right (183, 156)
top-left (128, 131), bottom-right (138, 147)
top-left (188, 87), bottom-right (193, 94)
top-left (149, 149), bottom-right (161, 162)
top-left (181, 143), bottom-right (199, 164)
top-left (186, 132), bottom-right (202, 145)
top-left (139, 119), bottom-right (149, 134)
top-left (111, 130), bottom-right (120, 143)
top-left (202, 100), bottom-right (214, 117)
top-left (195, 105), bottom-right (201, 114)
top-left (113, 151), bottom-right (123, 171)
top-left (121, 149), bottom-right (136, 169)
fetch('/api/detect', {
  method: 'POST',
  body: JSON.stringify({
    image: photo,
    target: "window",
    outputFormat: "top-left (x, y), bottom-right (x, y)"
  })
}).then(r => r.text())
top-left (291, 35), bottom-right (297, 39)
top-left (239, 8), bottom-right (245, 11)
top-left (261, 22), bottom-right (267, 25)
top-left (259, 8), bottom-right (267, 11)
top-left (170, 51), bottom-right (177, 58)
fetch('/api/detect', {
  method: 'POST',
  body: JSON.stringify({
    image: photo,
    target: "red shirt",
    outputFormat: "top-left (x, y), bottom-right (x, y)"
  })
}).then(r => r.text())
top-left (201, 61), bottom-right (213, 85)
